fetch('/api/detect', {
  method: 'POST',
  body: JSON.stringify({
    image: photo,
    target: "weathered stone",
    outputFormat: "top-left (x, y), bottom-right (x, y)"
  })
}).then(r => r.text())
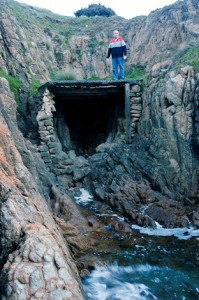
top-left (42, 156), bottom-right (51, 163)
top-left (45, 279), bottom-right (58, 292)
top-left (45, 120), bottom-right (53, 126)
top-left (131, 85), bottom-right (141, 92)
top-left (74, 157), bottom-right (89, 168)
top-left (52, 157), bottom-right (60, 164)
top-left (50, 136), bottom-right (56, 142)
top-left (29, 246), bottom-right (45, 263)
top-left (46, 125), bottom-right (53, 131)
top-left (53, 167), bottom-right (73, 175)
top-left (39, 126), bottom-right (46, 131)
top-left (18, 265), bottom-right (35, 284)
top-left (42, 262), bottom-right (58, 281)
top-left (62, 159), bottom-right (74, 165)
top-left (38, 145), bottom-right (48, 152)
top-left (6, 285), bottom-right (12, 297)
top-left (40, 151), bottom-right (49, 157)
top-left (65, 166), bottom-right (74, 175)
top-left (58, 268), bottom-right (72, 281)
top-left (49, 148), bottom-right (57, 154)
top-left (12, 280), bottom-right (27, 300)
top-left (40, 135), bottom-right (52, 143)
top-left (39, 130), bottom-right (49, 136)
top-left (95, 187), bottom-right (105, 200)
top-left (132, 117), bottom-right (139, 121)
top-left (54, 252), bottom-right (66, 269)
top-left (131, 123), bottom-right (137, 128)
top-left (110, 181), bottom-right (120, 193)
top-left (49, 289), bottom-right (73, 300)
top-left (131, 105), bottom-right (142, 111)
top-left (68, 150), bottom-right (76, 160)
top-left (131, 111), bottom-right (141, 115)
top-left (37, 112), bottom-right (49, 122)
top-left (48, 142), bottom-right (57, 149)
top-left (73, 169), bottom-right (86, 182)
top-left (29, 269), bottom-right (45, 295)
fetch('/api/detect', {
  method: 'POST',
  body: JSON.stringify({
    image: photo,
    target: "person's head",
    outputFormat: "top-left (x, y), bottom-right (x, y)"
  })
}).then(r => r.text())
top-left (113, 30), bottom-right (119, 38)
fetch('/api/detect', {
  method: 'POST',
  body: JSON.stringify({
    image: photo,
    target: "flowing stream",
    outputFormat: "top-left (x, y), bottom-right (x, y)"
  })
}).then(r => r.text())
top-left (73, 189), bottom-right (199, 300)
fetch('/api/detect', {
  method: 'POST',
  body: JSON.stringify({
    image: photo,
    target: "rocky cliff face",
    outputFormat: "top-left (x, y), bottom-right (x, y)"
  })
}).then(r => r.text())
top-left (127, 0), bottom-right (199, 69)
top-left (0, 0), bottom-right (199, 298)
top-left (0, 77), bottom-right (86, 298)
top-left (0, 0), bottom-right (198, 83)
top-left (88, 65), bottom-right (199, 228)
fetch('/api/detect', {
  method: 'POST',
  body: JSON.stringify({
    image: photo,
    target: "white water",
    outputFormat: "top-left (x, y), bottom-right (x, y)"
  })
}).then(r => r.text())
top-left (74, 189), bottom-right (199, 241)
top-left (131, 223), bottom-right (199, 240)
top-left (73, 188), bottom-right (93, 205)
top-left (83, 263), bottom-right (199, 300)
top-left (83, 264), bottom-right (158, 300)
top-left (73, 189), bottom-right (199, 299)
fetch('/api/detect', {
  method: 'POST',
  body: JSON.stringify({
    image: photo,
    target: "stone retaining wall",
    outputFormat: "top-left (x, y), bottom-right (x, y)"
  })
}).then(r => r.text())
top-left (130, 84), bottom-right (142, 136)
top-left (36, 88), bottom-right (90, 181)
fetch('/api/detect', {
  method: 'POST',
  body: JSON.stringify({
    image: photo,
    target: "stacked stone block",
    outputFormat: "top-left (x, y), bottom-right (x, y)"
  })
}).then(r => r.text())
top-left (36, 88), bottom-right (56, 170)
top-left (130, 84), bottom-right (142, 136)
top-left (36, 88), bottom-right (91, 181)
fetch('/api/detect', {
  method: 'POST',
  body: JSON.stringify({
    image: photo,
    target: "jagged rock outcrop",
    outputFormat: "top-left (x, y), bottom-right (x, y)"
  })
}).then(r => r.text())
top-left (127, 0), bottom-right (199, 70)
top-left (139, 64), bottom-right (198, 197)
top-left (0, 77), bottom-right (85, 298)
top-left (88, 65), bottom-right (199, 227)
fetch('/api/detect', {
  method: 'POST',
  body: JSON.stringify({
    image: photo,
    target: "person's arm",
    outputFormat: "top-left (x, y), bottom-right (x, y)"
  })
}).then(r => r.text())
top-left (106, 46), bottom-right (111, 61)
top-left (122, 41), bottom-right (127, 60)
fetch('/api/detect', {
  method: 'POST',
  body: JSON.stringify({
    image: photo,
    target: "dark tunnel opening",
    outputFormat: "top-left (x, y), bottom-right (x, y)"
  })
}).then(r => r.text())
top-left (53, 94), bottom-right (125, 155)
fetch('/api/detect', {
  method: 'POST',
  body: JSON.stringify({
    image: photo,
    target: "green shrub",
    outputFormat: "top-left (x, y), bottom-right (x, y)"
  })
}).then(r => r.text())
top-left (125, 65), bottom-right (146, 80)
top-left (53, 35), bottom-right (62, 45)
top-left (88, 38), bottom-right (98, 50)
top-left (29, 79), bottom-right (42, 95)
top-left (176, 45), bottom-right (199, 72)
top-left (0, 69), bottom-right (22, 106)
top-left (51, 69), bottom-right (77, 81)
top-left (87, 76), bottom-right (100, 80)
top-left (74, 4), bottom-right (116, 17)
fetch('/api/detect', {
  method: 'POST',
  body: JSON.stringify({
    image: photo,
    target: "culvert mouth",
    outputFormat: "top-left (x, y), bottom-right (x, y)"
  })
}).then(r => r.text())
top-left (54, 93), bottom-right (125, 155)
top-left (38, 80), bottom-right (141, 156)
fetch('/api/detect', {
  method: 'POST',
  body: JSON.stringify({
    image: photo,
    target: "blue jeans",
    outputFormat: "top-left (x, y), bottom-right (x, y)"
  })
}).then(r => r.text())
top-left (112, 57), bottom-right (125, 80)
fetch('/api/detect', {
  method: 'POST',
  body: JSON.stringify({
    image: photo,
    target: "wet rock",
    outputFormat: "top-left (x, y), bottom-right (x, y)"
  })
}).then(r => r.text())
top-left (145, 204), bottom-right (189, 228)
top-left (87, 216), bottom-right (101, 229)
top-left (110, 221), bottom-right (132, 233)
top-left (73, 168), bottom-right (90, 182)
top-left (192, 208), bottom-right (199, 227)
top-left (79, 269), bottom-right (90, 279)
top-left (94, 187), bottom-right (105, 200)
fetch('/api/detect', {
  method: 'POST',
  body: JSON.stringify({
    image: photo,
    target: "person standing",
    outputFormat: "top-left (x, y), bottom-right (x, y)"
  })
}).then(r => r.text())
top-left (106, 30), bottom-right (127, 80)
